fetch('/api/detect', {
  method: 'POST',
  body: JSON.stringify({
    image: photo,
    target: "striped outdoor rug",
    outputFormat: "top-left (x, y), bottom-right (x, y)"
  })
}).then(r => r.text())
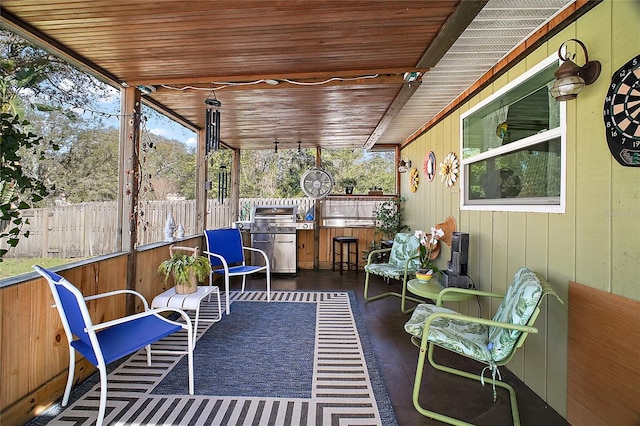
top-left (29, 291), bottom-right (397, 425)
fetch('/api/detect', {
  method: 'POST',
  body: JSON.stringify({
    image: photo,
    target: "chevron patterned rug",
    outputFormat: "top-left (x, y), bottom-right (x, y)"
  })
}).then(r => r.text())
top-left (29, 291), bottom-right (398, 426)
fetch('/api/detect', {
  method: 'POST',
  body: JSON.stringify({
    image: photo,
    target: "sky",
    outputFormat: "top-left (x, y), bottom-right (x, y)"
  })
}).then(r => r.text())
top-left (144, 109), bottom-right (197, 147)
top-left (92, 85), bottom-right (197, 148)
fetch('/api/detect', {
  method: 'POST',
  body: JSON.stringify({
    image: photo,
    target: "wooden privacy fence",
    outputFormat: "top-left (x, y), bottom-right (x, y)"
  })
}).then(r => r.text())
top-left (4, 202), bottom-right (120, 259)
top-left (2, 197), bottom-right (315, 259)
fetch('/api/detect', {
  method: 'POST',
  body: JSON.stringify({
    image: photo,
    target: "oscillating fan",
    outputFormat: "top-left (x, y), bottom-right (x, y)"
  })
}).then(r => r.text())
top-left (300, 167), bottom-right (334, 198)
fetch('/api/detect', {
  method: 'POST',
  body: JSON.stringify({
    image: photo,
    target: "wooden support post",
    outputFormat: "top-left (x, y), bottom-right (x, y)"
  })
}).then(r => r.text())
top-left (395, 145), bottom-right (401, 195)
top-left (119, 86), bottom-right (142, 314)
top-left (313, 148), bottom-right (322, 269)
top-left (196, 127), bottom-right (207, 233)
top-left (230, 149), bottom-right (241, 224)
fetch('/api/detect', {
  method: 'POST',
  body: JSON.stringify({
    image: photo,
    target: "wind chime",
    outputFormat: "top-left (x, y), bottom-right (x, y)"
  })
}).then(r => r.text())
top-left (204, 93), bottom-right (221, 153)
top-left (217, 165), bottom-right (229, 203)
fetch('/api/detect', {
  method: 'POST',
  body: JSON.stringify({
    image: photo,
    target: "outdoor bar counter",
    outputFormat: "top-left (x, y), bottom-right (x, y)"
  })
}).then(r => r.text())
top-left (298, 195), bottom-right (395, 270)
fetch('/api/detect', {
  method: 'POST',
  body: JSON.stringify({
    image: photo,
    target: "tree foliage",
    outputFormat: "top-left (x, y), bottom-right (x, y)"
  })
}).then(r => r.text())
top-left (0, 111), bottom-right (57, 259)
top-left (55, 127), bottom-right (120, 203)
top-left (1, 29), bottom-right (114, 115)
top-left (237, 148), bottom-right (316, 198)
top-left (38, 124), bottom-right (196, 204)
top-left (237, 147), bottom-right (394, 198)
top-left (1, 29), bottom-right (63, 260)
top-left (322, 149), bottom-right (394, 194)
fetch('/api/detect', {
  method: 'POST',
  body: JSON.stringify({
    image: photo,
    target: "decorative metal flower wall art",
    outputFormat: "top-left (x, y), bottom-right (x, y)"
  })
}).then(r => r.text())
top-left (439, 152), bottom-right (459, 187)
top-left (410, 167), bottom-right (420, 192)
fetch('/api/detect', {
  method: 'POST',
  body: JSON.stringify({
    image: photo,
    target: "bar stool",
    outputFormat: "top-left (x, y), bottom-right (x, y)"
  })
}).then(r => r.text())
top-left (332, 236), bottom-right (358, 274)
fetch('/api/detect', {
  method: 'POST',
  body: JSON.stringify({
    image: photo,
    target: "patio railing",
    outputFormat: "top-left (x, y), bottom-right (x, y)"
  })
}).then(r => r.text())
top-left (2, 198), bottom-right (316, 259)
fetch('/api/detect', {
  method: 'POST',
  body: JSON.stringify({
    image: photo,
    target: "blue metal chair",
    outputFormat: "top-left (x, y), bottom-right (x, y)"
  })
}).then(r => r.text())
top-left (34, 265), bottom-right (194, 426)
top-left (204, 228), bottom-right (271, 315)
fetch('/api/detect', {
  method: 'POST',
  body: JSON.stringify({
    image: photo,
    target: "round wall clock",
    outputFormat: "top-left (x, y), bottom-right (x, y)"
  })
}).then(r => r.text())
top-left (409, 167), bottom-right (420, 192)
top-left (423, 151), bottom-right (436, 182)
top-left (603, 54), bottom-right (640, 167)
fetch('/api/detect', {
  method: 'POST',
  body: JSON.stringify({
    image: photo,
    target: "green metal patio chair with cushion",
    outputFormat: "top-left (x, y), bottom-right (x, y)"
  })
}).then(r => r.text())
top-left (363, 232), bottom-right (423, 313)
top-left (404, 267), bottom-right (563, 426)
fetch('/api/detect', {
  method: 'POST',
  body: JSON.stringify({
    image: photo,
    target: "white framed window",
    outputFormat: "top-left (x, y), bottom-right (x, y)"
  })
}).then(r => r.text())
top-left (460, 55), bottom-right (566, 213)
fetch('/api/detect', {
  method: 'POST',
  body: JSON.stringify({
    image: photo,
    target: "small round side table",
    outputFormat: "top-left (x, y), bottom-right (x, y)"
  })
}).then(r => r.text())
top-left (407, 278), bottom-right (475, 303)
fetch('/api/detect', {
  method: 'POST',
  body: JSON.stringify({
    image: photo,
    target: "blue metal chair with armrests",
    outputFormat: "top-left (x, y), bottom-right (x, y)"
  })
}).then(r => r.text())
top-left (204, 228), bottom-right (271, 315)
top-left (33, 265), bottom-right (194, 426)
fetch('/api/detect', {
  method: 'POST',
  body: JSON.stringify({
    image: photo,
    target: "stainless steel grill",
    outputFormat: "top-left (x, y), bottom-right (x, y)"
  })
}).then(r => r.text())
top-left (250, 206), bottom-right (297, 274)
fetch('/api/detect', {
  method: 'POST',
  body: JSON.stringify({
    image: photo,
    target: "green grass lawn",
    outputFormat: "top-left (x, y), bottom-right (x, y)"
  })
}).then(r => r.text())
top-left (0, 258), bottom-right (80, 280)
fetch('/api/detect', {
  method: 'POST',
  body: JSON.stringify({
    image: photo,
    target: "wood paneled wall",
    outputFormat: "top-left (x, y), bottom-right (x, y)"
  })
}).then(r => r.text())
top-left (1, 256), bottom-right (127, 424)
top-left (318, 227), bottom-right (377, 270)
top-left (298, 227), bottom-right (377, 270)
top-left (0, 237), bottom-right (201, 425)
top-left (297, 229), bottom-right (315, 269)
top-left (568, 282), bottom-right (640, 425)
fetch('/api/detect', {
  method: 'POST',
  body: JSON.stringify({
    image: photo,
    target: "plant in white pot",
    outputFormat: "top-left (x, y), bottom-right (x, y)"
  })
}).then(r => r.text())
top-left (158, 245), bottom-right (211, 294)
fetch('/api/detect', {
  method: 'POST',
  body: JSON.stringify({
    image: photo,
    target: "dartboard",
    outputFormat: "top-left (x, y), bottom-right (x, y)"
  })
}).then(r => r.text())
top-left (603, 54), bottom-right (640, 167)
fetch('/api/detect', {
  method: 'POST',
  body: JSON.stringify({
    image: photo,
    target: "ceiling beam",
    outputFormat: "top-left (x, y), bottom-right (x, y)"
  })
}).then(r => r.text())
top-left (141, 96), bottom-right (199, 132)
top-left (362, 81), bottom-right (421, 149)
top-left (417, 0), bottom-right (489, 67)
top-left (363, 0), bottom-right (488, 149)
top-left (127, 67), bottom-right (430, 87)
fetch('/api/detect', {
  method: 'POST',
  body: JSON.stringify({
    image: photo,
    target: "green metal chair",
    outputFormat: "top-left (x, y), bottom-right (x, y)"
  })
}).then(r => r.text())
top-left (363, 232), bottom-right (423, 313)
top-left (404, 267), bottom-right (563, 425)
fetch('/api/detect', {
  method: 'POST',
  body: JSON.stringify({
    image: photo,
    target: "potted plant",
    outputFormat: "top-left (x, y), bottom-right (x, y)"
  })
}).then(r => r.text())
top-left (373, 198), bottom-right (410, 241)
top-left (368, 186), bottom-right (383, 195)
top-left (413, 227), bottom-right (445, 282)
top-left (339, 177), bottom-right (357, 194)
top-left (158, 245), bottom-right (211, 294)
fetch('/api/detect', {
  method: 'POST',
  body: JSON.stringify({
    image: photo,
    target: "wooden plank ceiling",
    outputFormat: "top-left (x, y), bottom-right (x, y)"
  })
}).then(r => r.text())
top-left (0, 0), bottom-right (572, 151)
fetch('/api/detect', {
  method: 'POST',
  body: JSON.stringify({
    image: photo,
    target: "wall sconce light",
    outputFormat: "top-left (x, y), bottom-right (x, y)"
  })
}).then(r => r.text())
top-left (204, 94), bottom-right (221, 153)
top-left (398, 158), bottom-right (412, 173)
top-left (550, 39), bottom-right (601, 101)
